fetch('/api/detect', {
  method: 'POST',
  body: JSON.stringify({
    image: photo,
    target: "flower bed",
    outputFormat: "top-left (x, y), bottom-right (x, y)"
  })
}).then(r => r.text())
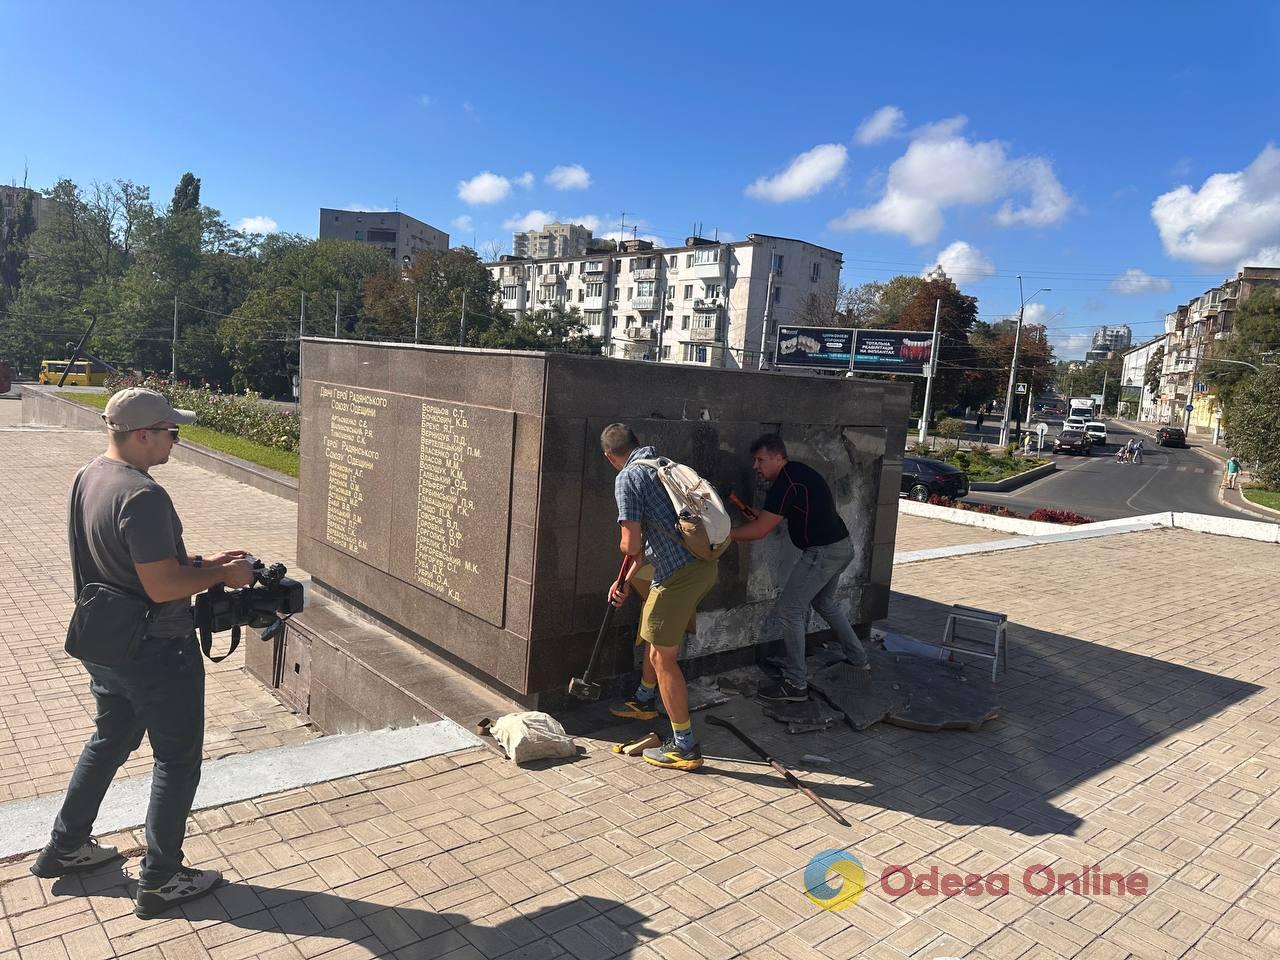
top-left (928, 496), bottom-right (1094, 525)
top-left (105, 375), bottom-right (299, 453)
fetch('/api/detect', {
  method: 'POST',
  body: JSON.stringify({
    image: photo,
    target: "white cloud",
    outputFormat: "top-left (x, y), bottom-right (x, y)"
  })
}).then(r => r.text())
top-left (1248, 245), bottom-right (1280, 268)
top-left (1152, 143), bottom-right (1280, 266)
top-left (546, 164), bottom-right (592, 191)
top-left (923, 241), bottom-right (994, 281)
top-left (1051, 331), bottom-right (1094, 359)
top-left (854, 106), bottom-right (905, 145)
top-left (451, 214), bottom-right (473, 231)
top-left (570, 214), bottom-right (602, 232)
top-left (1109, 269), bottom-right (1172, 295)
top-left (502, 209), bottom-right (558, 232)
top-left (830, 116), bottom-right (1072, 243)
top-left (1022, 303), bottom-right (1051, 325)
top-left (515, 171), bottom-right (535, 190)
top-left (746, 144), bottom-right (847, 202)
top-left (457, 171), bottom-right (512, 205)
top-left (235, 215), bottom-right (277, 234)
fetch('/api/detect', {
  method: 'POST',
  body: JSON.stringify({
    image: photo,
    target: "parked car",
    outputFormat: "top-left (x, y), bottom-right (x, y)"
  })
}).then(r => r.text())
top-left (900, 456), bottom-right (970, 502)
top-left (1053, 430), bottom-right (1092, 455)
top-left (1084, 421), bottom-right (1108, 446)
top-left (1156, 426), bottom-right (1187, 447)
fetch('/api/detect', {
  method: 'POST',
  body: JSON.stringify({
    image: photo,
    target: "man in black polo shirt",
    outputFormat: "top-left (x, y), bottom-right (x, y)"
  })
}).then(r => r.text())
top-left (730, 433), bottom-right (869, 701)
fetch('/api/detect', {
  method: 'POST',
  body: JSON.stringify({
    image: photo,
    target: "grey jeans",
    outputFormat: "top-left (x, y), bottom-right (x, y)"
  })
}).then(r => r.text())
top-left (50, 634), bottom-right (205, 888)
top-left (763, 537), bottom-right (867, 688)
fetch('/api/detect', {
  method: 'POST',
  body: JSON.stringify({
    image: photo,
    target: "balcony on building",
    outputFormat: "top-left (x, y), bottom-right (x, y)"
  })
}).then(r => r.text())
top-left (539, 273), bottom-right (562, 286)
top-left (618, 340), bottom-right (653, 361)
top-left (692, 297), bottom-right (721, 312)
top-left (632, 268), bottom-right (658, 281)
top-left (625, 325), bottom-right (657, 341)
top-left (687, 325), bottom-right (719, 343)
top-left (583, 295), bottom-right (604, 309)
top-left (631, 296), bottom-right (659, 311)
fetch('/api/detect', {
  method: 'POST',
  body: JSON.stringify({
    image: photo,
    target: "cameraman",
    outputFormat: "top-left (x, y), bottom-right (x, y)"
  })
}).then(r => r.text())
top-left (32, 387), bottom-right (255, 921)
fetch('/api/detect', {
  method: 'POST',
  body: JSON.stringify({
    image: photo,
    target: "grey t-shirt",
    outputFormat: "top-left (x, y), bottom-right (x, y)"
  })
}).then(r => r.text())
top-left (69, 455), bottom-right (193, 639)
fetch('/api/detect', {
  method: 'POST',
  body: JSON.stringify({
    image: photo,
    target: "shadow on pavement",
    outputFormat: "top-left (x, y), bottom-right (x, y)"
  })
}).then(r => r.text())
top-left (558, 590), bottom-right (1261, 841)
top-left (54, 867), bottom-right (656, 956)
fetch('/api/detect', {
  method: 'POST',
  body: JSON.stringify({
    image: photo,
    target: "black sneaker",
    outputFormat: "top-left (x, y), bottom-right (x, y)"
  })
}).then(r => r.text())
top-left (134, 866), bottom-right (224, 920)
top-left (30, 839), bottom-right (121, 878)
top-left (757, 680), bottom-right (809, 703)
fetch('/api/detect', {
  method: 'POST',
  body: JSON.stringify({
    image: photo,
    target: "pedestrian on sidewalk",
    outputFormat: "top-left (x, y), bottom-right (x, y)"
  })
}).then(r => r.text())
top-left (1225, 455), bottom-right (1241, 489)
top-left (34, 388), bottom-right (256, 919)
top-left (601, 423), bottom-right (718, 771)
top-left (975, 409), bottom-right (985, 433)
top-left (730, 434), bottom-right (870, 704)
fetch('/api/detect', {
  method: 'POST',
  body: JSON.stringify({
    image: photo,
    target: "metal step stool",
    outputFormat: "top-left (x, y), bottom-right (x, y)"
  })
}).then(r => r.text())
top-left (941, 603), bottom-right (1007, 681)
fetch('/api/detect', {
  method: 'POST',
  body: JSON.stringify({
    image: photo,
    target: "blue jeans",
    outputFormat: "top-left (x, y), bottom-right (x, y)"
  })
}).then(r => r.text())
top-left (764, 538), bottom-right (867, 689)
top-left (50, 634), bottom-right (205, 888)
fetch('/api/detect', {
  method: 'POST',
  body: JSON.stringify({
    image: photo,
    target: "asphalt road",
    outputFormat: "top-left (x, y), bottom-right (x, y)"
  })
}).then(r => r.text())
top-left (961, 420), bottom-right (1258, 522)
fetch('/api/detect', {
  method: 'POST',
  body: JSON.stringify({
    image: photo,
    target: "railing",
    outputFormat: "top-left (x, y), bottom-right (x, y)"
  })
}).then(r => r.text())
top-left (631, 296), bottom-right (658, 310)
top-left (688, 326), bottom-right (718, 342)
top-left (693, 298), bottom-right (720, 311)
top-left (625, 326), bottom-right (656, 340)
top-left (632, 268), bottom-right (658, 281)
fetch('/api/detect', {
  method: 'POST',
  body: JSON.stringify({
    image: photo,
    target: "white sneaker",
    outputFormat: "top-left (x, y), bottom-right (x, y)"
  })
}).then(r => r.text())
top-left (30, 839), bottom-right (121, 878)
top-left (134, 866), bottom-right (224, 919)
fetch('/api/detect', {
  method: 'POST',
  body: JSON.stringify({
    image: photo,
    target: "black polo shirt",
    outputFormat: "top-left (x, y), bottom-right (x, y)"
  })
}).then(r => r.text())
top-left (762, 460), bottom-right (849, 550)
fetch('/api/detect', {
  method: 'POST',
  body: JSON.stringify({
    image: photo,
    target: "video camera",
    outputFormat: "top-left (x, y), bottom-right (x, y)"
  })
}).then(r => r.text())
top-left (193, 557), bottom-right (304, 658)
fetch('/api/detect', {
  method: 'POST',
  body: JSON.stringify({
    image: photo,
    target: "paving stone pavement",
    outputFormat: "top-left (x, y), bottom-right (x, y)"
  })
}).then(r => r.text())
top-left (1, 408), bottom-right (1279, 958)
top-left (0, 419), bottom-right (314, 803)
top-left (891, 515), bottom-right (1005, 553)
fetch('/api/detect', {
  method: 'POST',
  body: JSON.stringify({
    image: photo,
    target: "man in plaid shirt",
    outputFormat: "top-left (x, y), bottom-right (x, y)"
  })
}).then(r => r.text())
top-left (601, 423), bottom-right (718, 771)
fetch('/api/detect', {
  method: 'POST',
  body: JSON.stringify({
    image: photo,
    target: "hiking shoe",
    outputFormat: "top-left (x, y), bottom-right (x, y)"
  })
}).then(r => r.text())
top-left (610, 698), bottom-right (659, 720)
top-left (30, 839), bottom-right (121, 878)
top-left (134, 866), bottom-right (224, 920)
top-left (757, 680), bottom-right (809, 703)
top-left (642, 739), bottom-right (703, 771)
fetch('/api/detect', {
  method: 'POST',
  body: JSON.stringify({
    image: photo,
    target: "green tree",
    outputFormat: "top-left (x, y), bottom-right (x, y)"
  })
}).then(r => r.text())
top-left (0, 191), bottom-right (37, 308)
top-left (169, 173), bottom-right (201, 214)
top-left (1225, 367), bottom-right (1280, 486)
top-left (1144, 345), bottom-right (1165, 399)
top-left (359, 246), bottom-right (504, 346)
top-left (1211, 288), bottom-right (1280, 409)
top-left (479, 303), bottom-right (600, 353)
top-left (899, 277), bottom-right (980, 414)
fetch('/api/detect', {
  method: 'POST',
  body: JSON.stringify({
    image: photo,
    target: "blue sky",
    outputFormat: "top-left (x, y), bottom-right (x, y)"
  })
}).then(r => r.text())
top-left (5, 1), bottom-right (1280, 358)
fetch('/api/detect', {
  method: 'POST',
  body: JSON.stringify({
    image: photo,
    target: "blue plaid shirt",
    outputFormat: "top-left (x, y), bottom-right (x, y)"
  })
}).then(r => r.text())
top-left (615, 445), bottom-right (694, 585)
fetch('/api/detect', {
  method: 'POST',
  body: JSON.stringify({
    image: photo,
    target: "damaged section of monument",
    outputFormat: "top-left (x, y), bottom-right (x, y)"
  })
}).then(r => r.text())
top-left (249, 340), bottom-right (911, 727)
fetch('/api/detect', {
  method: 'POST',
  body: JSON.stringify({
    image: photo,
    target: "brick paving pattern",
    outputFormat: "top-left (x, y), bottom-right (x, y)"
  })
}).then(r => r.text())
top-left (891, 514), bottom-right (1008, 553)
top-left (0, 421), bottom-right (314, 802)
top-left (1, 408), bottom-right (1278, 958)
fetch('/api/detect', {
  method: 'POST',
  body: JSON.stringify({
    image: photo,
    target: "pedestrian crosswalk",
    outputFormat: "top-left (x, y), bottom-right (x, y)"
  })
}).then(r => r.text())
top-left (1173, 466), bottom-right (1207, 473)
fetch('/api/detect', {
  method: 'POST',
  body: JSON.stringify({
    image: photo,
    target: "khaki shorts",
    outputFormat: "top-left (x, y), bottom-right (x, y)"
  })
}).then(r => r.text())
top-left (631, 559), bottom-right (718, 648)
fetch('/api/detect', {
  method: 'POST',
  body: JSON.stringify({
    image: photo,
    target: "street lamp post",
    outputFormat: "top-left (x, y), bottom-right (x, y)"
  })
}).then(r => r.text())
top-left (998, 277), bottom-right (1051, 447)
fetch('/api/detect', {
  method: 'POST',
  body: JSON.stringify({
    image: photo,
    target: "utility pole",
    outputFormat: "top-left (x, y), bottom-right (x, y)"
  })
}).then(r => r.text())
top-left (298, 290), bottom-right (305, 359)
top-left (758, 271), bottom-right (776, 370)
top-left (414, 291), bottom-right (421, 344)
top-left (917, 298), bottom-right (942, 443)
top-left (334, 292), bottom-right (340, 338)
top-left (1101, 366), bottom-right (1108, 416)
top-left (998, 276), bottom-right (1051, 446)
top-left (171, 296), bottom-right (178, 382)
top-left (459, 290), bottom-right (467, 346)
top-left (1183, 350), bottom-right (1199, 432)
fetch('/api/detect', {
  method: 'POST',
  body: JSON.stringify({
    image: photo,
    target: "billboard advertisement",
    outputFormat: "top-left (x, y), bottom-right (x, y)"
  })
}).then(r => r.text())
top-left (850, 330), bottom-right (934, 376)
top-left (774, 326), bottom-right (855, 370)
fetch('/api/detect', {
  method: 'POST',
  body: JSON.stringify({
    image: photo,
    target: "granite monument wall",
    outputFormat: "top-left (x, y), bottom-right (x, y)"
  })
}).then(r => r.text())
top-left (296, 339), bottom-right (910, 705)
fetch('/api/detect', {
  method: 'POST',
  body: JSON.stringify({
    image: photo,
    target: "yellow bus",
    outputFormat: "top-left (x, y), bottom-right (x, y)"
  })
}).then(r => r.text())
top-left (38, 360), bottom-right (110, 386)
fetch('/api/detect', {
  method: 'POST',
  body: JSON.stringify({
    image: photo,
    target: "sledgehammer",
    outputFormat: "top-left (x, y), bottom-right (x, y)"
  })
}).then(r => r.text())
top-left (568, 556), bottom-right (636, 701)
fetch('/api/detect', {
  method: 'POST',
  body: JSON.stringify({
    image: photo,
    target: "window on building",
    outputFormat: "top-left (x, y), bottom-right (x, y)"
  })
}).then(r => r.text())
top-left (681, 316), bottom-right (690, 330)
top-left (686, 254), bottom-right (694, 267)
top-left (662, 345), bottom-right (671, 359)
top-left (663, 317), bottom-right (672, 331)
top-left (683, 284), bottom-right (693, 300)
top-left (626, 287), bottom-right (633, 300)
top-left (636, 280), bottom-right (655, 298)
top-left (704, 283), bottom-right (721, 300)
top-left (771, 253), bottom-right (784, 274)
top-left (693, 247), bottom-right (719, 265)
top-left (585, 310), bottom-right (602, 327)
top-left (502, 285), bottom-right (520, 300)
top-left (773, 287), bottom-right (782, 303)
top-left (585, 281), bottom-right (604, 298)
top-left (578, 290), bottom-right (584, 302)
top-left (811, 262), bottom-right (821, 282)
top-left (669, 255), bottom-right (677, 267)
top-left (613, 260), bottom-right (622, 273)
top-left (333, 215), bottom-right (340, 222)
top-left (612, 317), bottom-right (618, 329)
top-left (565, 263), bottom-right (573, 275)
top-left (355, 231), bottom-right (364, 241)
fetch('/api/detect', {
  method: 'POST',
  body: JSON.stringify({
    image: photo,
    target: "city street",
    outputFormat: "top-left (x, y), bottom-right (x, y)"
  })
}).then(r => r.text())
top-left (960, 419), bottom-right (1260, 521)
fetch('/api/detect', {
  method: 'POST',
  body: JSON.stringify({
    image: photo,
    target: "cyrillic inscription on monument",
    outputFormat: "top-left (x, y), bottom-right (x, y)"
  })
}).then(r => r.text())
top-left (320, 385), bottom-right (388, 558)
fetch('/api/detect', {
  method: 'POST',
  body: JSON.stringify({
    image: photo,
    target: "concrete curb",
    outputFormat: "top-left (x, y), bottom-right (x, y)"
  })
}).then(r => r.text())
top-left (20, 385), bottom-right (299, 503)
top-left (0, 720), bottom-right (482, 859)
top-left (900, 500), bottom-right (1278, 546)
top-left (969, 460), bottom-right (1057, 492)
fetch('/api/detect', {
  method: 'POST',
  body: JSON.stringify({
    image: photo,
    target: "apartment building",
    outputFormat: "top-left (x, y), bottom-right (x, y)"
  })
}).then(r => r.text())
top-left (319, 209), bottom-right (449, 266)
top-left (1155, 266), bottom-right (1280, 434)
top-left (0, 185), bottom-right (53, 233)
top-left (1119, 335), bottom-right (1167, 422)
top-left (511, 221), bottom-right (594, 259)
top-left (1085, 325), bottom-right (1132, 362)
top-left (486, 234), bottom-right (843, 369)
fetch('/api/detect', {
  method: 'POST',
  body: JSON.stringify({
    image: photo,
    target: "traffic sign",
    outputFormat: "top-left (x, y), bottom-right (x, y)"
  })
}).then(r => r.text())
top-left (1035, 421), bottom-right (1049, 437)
top-left (1015, 382), bottom-right (1027, 395)
top-left (1185, 403), bottom-right (1194, 412)
top-left (1196, 382), bottom-right (1208, 393)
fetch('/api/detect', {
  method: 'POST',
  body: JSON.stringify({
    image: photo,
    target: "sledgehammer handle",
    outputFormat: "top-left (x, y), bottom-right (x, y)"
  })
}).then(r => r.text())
top-left (705, 714), bottom-right (850, 827)
top-left (581, 557), bottom-right (635, 686)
